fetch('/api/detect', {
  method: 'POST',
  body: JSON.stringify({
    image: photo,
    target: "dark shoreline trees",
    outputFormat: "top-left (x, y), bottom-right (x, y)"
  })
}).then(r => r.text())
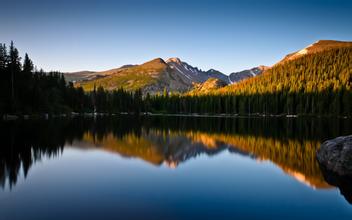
top-left (147, 90), bottom-right (351, 116)
top-left (0, 42), bottom-right (144, 115)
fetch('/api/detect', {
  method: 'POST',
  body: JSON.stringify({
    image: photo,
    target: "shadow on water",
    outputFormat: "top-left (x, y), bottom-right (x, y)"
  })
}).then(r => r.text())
top-left (1, 116), bottom-right (352, 202)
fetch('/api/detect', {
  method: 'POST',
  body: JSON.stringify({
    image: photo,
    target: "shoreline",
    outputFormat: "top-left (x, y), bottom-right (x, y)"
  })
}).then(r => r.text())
top-left (1, 112), bottom-right (351, 121)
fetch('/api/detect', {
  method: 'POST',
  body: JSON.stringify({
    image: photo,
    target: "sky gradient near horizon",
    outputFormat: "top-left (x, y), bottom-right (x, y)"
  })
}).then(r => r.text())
top-left (1, 0), bottom-right (352, 74)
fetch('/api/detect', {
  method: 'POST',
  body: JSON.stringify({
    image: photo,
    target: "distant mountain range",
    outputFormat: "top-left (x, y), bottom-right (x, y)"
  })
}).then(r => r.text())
top-left (65, 57), bottom-right (268, 94)
top-left (64, 40), bottom-right (351, 94)
top-left (65, 57), bottom-right (233, 93)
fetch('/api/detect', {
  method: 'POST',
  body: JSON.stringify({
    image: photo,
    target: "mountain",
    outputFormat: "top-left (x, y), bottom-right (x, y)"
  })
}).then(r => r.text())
top-left (67, 57), bottom-right (229, 94)
top-left (276, 40), bottom-right (352, 65)
top-left (166, 58), bottom-right (230, 84)
top-left (74, 58), bottom-right (190, 93)
top-left (228, 66), bottom-right (268, 83)
top-left (165, 57), bottom-right (207, 83)
top-left (206, 69), bottom-right (231, 83)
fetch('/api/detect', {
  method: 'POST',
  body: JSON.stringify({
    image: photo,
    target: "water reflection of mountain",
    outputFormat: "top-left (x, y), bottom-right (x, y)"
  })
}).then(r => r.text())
top-left (1, 116), bottom-right (351, 193)
top-left (74, 130), bottom-right (329, 188)
top-left (75, 130), bottom-right (230, 168)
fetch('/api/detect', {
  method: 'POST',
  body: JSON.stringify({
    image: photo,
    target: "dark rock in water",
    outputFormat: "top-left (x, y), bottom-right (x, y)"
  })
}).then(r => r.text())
top-left (317, 135), bottom-right (352, 204)
top-left (319, 165), bottom-right (352, 204)
top-left (316, 135), bottom-right (352, 176)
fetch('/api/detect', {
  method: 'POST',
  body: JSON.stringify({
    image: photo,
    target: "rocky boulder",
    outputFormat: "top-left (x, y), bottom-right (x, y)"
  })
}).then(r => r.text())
top-left (317, 135), bottom-right (352, 204)
top-left (316, 135), bottom-right (352, 176)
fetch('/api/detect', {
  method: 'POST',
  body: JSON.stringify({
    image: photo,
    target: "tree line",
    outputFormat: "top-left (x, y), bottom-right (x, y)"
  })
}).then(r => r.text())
top-left (0, 42), bottom-right (145, 115)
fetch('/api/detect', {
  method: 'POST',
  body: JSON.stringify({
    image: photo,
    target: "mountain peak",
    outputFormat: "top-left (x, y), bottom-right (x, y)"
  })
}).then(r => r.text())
top-left (207, 69), bottom-right (217, 73)
top-left (314, 39), bottom-right (347, 45)
top-left (166, 57), bottom-right (182, 64)
top-left (149, 58), bottom-right (166, 64)
top-left (141, 58), bottom-right (166, 66)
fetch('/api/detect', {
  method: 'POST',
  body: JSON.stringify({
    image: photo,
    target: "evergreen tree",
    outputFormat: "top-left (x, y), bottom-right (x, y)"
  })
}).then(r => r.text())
top-left (22, 53), bottom-right (33, 73)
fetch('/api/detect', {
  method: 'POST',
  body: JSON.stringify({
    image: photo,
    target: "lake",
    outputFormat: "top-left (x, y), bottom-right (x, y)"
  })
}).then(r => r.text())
top-left (0, 116), bottom-right (352, 220)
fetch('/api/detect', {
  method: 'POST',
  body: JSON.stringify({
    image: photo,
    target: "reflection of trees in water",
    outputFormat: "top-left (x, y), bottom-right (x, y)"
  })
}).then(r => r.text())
top-left (0, 117), bottom-right (142, 189)
top-left (0, 116), bottom-right (351, 190)
top-left (0, 121), bottom-right (64, 188)
top-left (0, 118), bottom-right (98, 188)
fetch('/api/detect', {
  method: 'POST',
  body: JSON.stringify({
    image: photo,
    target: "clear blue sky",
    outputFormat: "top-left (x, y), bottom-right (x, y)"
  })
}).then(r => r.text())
top-left (1, 0), bottom-right (351, 74)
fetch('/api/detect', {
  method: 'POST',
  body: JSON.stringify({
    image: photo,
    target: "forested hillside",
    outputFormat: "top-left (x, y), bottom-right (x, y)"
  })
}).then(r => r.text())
top-left (149, 46), bottom-right (352, 116)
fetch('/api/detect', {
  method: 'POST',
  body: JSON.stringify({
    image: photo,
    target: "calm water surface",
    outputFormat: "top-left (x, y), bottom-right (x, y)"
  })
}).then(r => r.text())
top-left (0, 116), bottom-right (352, 220)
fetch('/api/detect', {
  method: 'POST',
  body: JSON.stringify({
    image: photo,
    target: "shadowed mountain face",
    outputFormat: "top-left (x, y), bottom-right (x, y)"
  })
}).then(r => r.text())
top-left (166, 58), bottom-right (230, 84)
top-left (228, 66), bottom-right (268, 84)
top-left (1, 116), bottom-right (352, 201)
